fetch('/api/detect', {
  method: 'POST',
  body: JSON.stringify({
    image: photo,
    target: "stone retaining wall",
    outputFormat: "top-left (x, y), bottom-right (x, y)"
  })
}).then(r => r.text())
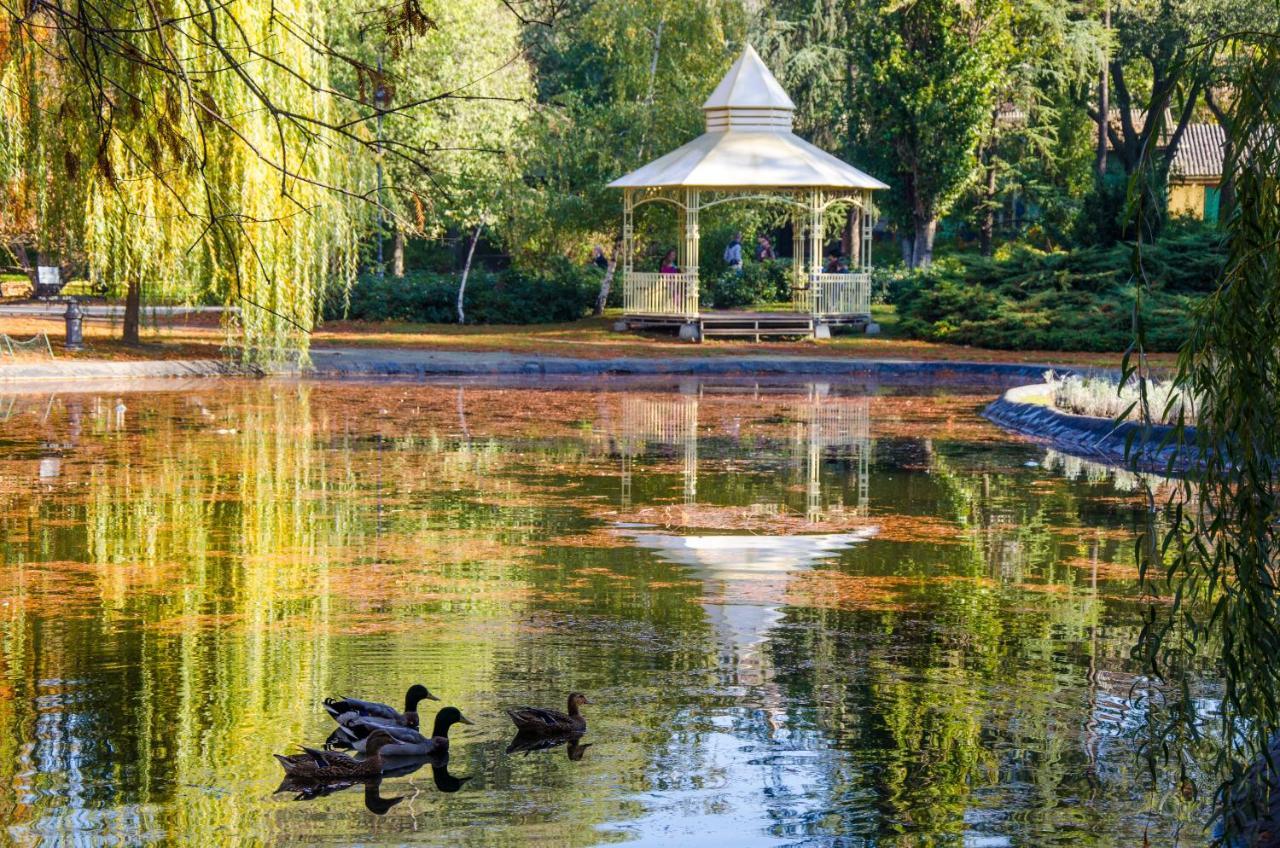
top-left (0, 359), bottom-right (255, 383)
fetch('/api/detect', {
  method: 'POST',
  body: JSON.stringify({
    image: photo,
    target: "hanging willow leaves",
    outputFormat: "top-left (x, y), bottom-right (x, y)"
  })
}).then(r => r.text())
top-left (0, 0), bottom-right (495, 363)
top-left (1130, 24), bottom-right (1280, 844)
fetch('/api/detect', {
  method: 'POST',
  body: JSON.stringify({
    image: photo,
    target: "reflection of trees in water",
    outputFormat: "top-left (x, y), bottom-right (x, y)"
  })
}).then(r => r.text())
top-left (751, 440), bottom-right (1205, 842)
top-left (0, 383), bottom-right (1212, 844)
top-left (0, 386), bottom-right (597, 845)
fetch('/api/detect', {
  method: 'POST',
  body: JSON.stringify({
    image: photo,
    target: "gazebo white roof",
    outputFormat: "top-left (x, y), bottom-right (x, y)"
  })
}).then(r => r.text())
top-left (609, 45), bottom-right (888, 191)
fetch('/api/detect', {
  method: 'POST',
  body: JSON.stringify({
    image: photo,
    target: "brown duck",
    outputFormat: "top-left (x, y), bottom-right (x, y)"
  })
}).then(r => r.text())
top-left (506, 693), bottom-right (590, 736)
top-left (275, 730), bottom-right (399, 780)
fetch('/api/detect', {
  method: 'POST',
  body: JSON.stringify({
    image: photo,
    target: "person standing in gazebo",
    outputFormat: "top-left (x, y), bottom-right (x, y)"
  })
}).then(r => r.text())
top-left (755, 235), bottom-right (776, 261)
top-left (723, 232), bottom-right (743, 271)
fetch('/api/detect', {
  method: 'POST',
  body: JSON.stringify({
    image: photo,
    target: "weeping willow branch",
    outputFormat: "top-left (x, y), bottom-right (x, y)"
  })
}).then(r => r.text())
top-left (1130, 27), bottom-right (1280, 845)
top-left (0, 0), bottom-right (527, 363)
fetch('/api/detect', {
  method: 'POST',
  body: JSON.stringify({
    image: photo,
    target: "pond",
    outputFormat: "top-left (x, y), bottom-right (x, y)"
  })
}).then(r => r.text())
top-left (0, 377), bottom-right (1201, 846)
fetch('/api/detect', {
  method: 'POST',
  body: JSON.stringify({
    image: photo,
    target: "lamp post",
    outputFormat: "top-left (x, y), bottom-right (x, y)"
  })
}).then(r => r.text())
top-left (63, 299), bottom-right (84, 351)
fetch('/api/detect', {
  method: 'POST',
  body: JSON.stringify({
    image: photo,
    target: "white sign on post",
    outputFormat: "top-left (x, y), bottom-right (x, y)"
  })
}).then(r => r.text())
top-left (37, 266), bottom-right (60, 291)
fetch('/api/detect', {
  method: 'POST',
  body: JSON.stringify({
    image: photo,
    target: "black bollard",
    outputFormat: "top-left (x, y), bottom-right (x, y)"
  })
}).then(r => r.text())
top-left (63, 299), bottom-right (84, 351)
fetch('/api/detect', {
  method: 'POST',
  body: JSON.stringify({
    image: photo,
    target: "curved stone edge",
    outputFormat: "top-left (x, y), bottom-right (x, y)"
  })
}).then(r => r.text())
top-left (983, 382), bottom-right (1196, 471)
top-left (0, 359), bottom-right (259, 383)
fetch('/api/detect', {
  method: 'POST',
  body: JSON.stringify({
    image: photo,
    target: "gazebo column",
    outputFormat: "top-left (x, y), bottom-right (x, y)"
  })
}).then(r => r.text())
top-left (673, 188), bottom-right (699, 338)
top-left (684, 188), bottom-right (700, 321)
top-left (622, 189), bottom-right (635, 315)
top-left (861, 189), bottom-right (873, 272)
top-left (807, 189), bottom-right (825, 324)
top-left (792, 216), bottom-right (807, 311)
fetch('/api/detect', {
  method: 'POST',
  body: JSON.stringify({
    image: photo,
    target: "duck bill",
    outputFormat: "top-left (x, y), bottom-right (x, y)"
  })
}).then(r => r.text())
top-left (426, 693), bottom-right (441, 701)
top-left (459, 714), bottom-right (475, 725)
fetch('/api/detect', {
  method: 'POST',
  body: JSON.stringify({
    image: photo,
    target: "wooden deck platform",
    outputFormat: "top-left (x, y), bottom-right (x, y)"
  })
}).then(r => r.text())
top-left (621, 310), bottom-right (869, 342)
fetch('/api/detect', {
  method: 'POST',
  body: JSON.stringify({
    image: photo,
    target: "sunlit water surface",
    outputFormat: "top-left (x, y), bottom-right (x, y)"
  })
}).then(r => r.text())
top-left (0, 377), bottom-right (1206, 846)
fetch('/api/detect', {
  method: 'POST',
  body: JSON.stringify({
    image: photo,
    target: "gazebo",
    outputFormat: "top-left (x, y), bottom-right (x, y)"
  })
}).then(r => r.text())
top-left (608, 45), bottom-right (888, 341)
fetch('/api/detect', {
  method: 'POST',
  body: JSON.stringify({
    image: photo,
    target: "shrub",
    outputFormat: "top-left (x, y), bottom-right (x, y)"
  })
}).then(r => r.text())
top-left (890, 230), bottom-right (1224, 351)
top-left (326, 260), bottom-right (597, 324)
top-left (1048, 371), bottom-right (1196, 424)
top-left (704, 259), bottom-right (792, 309)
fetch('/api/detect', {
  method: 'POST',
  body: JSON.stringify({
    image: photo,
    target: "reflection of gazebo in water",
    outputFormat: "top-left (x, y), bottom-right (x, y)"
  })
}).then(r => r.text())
top-left (614, 386), bottom-right (876, 675)
top-left (617, 384), bottom-right (870, 523)
top-left (609, 46), bottom-right (888, 341)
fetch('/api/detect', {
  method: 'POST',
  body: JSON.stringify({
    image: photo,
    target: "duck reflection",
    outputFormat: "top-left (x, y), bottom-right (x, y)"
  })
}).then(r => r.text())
top-left (274, 775), bottom-right (406, 814)
top-left (273, 753), bottom-right (470, 809)
top-left (431, 761), bottom-right (471, 792)
top-left (506, 729), bottom-right (592, 761)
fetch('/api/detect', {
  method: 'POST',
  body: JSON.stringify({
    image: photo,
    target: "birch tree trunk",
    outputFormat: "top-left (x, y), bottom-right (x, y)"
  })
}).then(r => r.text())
top-left (595, 233), bottom-right (622, 316)
top-left (457, 225), bottom-right (481, 325)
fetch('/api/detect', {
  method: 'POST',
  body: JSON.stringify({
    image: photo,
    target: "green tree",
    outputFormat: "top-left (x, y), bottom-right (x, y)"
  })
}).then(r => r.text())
top-left (967, 2), bottom-right (1101, 254)
top-left (510, 0), bottom-right (747, 312)
top-left (847, 0), bottom-right (1010, 268)
top-left (327, 0), bottom-right (533, 321)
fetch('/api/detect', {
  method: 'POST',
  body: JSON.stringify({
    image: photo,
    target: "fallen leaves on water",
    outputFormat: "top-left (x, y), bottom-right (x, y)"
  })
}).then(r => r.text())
top-left (1062, 556), bottom-right (1142, 581)
top-left (784, 571), bottom-right (920, 612)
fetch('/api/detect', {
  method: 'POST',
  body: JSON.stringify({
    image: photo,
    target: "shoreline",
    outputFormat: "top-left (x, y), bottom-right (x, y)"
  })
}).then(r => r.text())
top-left (0, 347), bottom-right (1084, 384)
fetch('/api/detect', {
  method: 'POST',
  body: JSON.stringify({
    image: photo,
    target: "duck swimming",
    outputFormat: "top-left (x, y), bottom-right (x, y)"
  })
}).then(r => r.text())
top-left (506, 693), bottom-right (590, 736)
top-left (331, 706), bottom-right (474, 757)
top-left (275, 730), bottom-right (399, 781)
top-left (323, 683), bottom-right (438, 729)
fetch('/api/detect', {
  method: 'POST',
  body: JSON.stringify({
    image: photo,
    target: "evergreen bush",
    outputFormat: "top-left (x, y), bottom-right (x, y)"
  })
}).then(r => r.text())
top-left (892, 227), bottom-right (1223, 351)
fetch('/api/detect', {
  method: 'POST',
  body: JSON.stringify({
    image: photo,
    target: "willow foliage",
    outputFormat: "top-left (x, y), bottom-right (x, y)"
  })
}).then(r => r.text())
top-left (1132, 25), bottom-right (1280, 842)
top-left (0, 0), bottom-right (376, 363)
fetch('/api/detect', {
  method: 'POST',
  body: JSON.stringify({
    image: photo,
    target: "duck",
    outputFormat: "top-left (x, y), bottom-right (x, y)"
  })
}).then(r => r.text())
top-left (506, 692), bottom-right (590, 736)
top-left (331, 706), bottom-right (474, 757)
top-left (274, 730), bottom-right (399, 780)
top-left (323, 683), bottom-right (438, 729)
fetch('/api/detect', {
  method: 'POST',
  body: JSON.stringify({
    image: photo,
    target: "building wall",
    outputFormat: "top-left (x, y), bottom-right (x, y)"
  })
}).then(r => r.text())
top-left (1169, 182), bottom-right (1206, 218)
top-left (1169, 180), bottom-right (1221, 222)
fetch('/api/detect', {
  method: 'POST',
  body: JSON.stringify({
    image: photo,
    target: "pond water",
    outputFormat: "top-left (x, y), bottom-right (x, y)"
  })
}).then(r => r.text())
top-left (0, 377), bottom-right (1201, 846)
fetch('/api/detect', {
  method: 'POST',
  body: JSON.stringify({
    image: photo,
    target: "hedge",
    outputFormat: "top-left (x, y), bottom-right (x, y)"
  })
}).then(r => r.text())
top-left (325, 261), bottom-right (599, 324)
top-left (892, 227), bottom-right (1224, 352)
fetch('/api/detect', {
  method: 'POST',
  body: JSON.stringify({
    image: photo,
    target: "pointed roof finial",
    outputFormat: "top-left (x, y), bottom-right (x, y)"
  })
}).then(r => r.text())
top-left (702, 44), bottom-right (796, 112)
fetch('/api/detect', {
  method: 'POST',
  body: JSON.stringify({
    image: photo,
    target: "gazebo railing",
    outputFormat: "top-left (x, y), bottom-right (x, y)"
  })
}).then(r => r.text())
top-left (624, 271), bottom-right (700, 319)
top-left (798, 272), bottom-right (870, 317)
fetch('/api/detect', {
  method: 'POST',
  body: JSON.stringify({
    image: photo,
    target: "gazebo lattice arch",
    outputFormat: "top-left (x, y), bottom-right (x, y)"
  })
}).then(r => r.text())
top-left (609, 45), bottom-right (888, 340)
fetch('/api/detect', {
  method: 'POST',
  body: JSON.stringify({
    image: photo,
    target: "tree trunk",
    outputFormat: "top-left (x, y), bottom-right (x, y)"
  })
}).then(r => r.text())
top-left (911, 217), bottom-right (937, 269)
top-left (979, 155), bottom-right (998, 256)
top-left (1095, 1), bottom-right (1110, 177)
top-left (595, 232), bottom-right (623, 316)
top-left (10, 242), bottom-right (37, 291)
top-left (392, 229), bottom-right (405, 277)
top-left (123, 277), bottom-right (142, 345)
top-left (841, 208), bottom-right (854, 258)
top-left (457, 225), bottom-right (481, 325)
top-left (900, 235), bottom-right (914, 267)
